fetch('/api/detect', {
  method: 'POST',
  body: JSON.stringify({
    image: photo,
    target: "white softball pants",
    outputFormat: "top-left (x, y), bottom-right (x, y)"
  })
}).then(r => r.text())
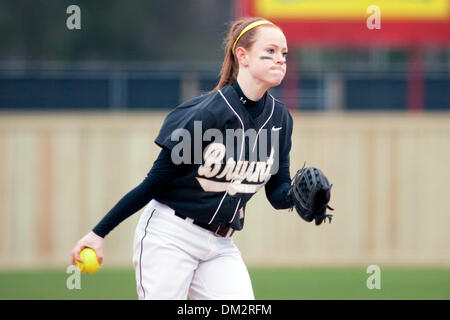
top-left (132, 199), bottom-right (254, 300)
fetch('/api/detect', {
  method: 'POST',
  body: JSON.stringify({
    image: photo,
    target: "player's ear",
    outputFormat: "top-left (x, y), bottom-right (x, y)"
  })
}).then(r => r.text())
top-left (235, 47), bottom-right (249, 67)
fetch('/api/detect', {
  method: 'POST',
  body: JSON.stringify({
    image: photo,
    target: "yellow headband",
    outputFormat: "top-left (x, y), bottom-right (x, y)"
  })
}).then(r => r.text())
top-left (232, 20), bottom-right (274, 55)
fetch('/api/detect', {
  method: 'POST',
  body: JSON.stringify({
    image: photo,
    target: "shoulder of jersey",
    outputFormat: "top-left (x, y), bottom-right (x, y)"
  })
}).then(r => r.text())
top-left (175, 90), bottom-right (222, 112)
top-left (174, 88), bottom-right (291, 120)
top-left (269, 94), bottom-right (287, 110)
top-left (174, 89), bottom-right (238, 124)
top-left (268, 93), bottom-right (292, 119)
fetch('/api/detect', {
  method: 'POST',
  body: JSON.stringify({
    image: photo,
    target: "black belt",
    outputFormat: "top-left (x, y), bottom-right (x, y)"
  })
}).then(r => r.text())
top-left (174, 212), bottom-right (235, 237)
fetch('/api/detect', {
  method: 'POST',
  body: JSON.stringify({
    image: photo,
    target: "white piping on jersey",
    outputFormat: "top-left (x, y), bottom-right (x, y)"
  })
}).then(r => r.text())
top-left (209, 89), bottom-right (246, 225)
top-left (251, 94), bottom-right (275, 153)
top-left (229, 198), bottom-right (241, 223)
top-left (208, 90), bottom-right (276, 225)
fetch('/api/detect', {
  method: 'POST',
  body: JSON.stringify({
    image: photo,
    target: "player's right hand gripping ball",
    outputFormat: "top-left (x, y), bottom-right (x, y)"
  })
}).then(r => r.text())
top-left (287, 166), bottom-right (334, 226)
top-left (76, 248), bottom-right (102, 274)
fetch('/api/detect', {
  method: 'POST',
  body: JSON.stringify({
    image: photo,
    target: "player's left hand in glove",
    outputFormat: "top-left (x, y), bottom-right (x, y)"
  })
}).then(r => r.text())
top-left (287, 166), bottom-right (334, 226)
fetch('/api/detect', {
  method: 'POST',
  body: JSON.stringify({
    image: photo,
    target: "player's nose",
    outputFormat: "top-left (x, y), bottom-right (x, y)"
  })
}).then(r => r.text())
top-left (274, 54), bottom-right (285, 65)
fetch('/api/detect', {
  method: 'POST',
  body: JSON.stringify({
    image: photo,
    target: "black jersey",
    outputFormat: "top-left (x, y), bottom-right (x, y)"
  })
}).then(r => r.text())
top-left (154, 84), bottom-right (293, 230)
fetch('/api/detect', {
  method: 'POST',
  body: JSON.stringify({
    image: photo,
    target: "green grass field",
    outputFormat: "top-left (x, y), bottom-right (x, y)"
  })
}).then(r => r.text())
top-left (0, 267), bottom-right (449, 300)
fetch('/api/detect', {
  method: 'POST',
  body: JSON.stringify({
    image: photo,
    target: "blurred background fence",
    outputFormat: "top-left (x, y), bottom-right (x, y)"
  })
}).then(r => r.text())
top-left (1, 113), bottom-right (450, 268)
top-left (0, 0), bottom-right (450, 269)
top-left (1, 59), bottom-right (449, 111)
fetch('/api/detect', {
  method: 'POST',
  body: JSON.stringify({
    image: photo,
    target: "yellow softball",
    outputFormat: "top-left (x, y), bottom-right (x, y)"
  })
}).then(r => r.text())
top-left (75, 247), bottom-right (101, 274)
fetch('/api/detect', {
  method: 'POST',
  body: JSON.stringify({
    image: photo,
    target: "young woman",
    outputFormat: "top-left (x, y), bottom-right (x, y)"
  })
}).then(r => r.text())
top-left (71, 17), bottom-right (293, 300)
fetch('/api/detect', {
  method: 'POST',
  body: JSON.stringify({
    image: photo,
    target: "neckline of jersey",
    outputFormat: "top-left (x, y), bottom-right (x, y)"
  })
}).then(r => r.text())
top-left (224, 84), bottom-right (275, 131)
top-left (229, 82), bottom-right (272, 128)
top-left (231, 80), bottom-right (266, 109)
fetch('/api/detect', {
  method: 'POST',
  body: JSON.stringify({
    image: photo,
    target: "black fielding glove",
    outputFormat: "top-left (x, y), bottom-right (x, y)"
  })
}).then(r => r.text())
top-left (287, 166), bottom-right (334, 226)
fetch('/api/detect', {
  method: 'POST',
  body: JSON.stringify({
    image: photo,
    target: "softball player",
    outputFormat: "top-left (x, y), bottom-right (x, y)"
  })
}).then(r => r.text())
top-left (71, 17), bottom-right (293, 300)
